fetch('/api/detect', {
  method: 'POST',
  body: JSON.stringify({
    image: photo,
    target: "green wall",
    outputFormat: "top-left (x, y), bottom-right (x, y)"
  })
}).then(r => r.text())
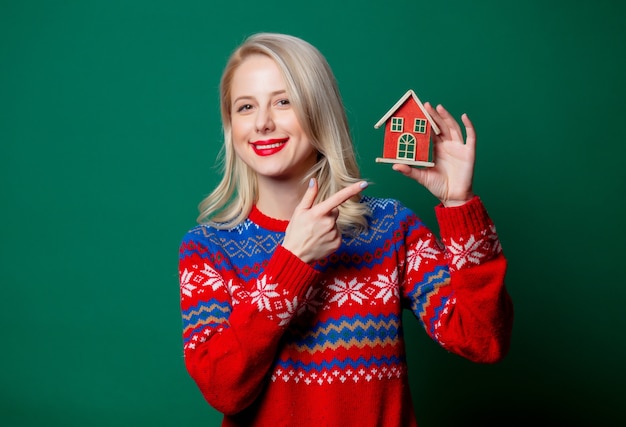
top-left (2, 1), bottom-right (625, 426)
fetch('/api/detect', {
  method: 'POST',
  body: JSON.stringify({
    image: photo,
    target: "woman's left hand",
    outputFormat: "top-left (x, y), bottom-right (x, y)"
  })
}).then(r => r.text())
top-left (392, 102), bottom-right (476, 207)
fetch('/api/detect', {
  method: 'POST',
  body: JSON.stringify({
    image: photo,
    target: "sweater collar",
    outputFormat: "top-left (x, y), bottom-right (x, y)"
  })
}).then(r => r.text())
top-left (249, 205), bottom-right (289, 232)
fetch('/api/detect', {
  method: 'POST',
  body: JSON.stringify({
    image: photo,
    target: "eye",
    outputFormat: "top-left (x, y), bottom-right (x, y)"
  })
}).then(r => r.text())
top-left (276, 98), bottom-right (290, 107)
top-left (236, 104), bottom-right (253, 113)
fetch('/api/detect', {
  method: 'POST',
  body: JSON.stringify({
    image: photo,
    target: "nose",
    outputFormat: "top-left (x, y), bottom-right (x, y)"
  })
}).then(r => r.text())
top-left (255, 106), bottom-right (275, 133)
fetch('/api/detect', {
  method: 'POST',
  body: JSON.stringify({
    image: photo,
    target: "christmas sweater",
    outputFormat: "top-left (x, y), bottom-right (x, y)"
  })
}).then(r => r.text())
top-left (178, 196), bottom-right (513, 427)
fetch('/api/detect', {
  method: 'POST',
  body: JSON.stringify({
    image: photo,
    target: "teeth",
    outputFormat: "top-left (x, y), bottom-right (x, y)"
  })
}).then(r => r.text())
top-left (257, 142), bottom-right (284, 149)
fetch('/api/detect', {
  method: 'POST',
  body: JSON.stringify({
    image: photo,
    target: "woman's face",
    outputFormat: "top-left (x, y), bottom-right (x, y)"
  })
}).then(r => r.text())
top-left (229, 54), bottom-right (317, 183)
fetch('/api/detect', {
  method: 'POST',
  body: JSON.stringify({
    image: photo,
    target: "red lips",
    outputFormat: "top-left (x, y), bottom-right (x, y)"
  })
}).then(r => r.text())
top-left (250, 138), bottom-right (288, 156)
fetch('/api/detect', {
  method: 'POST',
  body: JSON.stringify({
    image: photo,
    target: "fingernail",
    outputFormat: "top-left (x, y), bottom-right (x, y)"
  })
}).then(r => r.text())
top-left (359, 181), bottom-right (369, 189)
top-left (309, 178), bottom-right (315, 188)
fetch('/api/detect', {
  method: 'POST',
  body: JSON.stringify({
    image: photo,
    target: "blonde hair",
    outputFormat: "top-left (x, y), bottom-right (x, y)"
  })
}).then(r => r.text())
top-left (198, 33), bottom-right (369, 234)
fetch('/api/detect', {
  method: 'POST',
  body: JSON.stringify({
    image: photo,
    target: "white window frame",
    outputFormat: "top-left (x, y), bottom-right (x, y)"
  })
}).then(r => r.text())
top-left (391, 117), bottom-right (404, 132)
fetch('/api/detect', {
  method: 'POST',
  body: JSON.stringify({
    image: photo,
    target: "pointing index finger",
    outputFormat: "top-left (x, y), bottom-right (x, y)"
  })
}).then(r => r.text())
top-left (314, 181), bottom-right (368, 214)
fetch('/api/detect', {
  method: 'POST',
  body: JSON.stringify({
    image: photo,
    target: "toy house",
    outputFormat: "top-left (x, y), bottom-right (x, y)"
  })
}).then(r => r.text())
top-left (374, 89), bottom-right (440, 167)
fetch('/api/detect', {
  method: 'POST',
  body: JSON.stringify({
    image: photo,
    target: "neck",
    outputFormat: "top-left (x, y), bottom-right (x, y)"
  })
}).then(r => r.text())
top-left (255, 176), bottom-right (309, 221)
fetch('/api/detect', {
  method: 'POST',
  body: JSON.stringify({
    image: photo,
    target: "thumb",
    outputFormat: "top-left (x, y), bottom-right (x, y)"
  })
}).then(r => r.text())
top-left (392, 164), bottom-right (429, 186)
top-left (296, 178), bottom-right (318, 211)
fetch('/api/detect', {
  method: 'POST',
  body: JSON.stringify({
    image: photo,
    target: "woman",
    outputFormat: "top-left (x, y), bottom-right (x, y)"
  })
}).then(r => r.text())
top-left (179, 32), bottom-right (513, 426)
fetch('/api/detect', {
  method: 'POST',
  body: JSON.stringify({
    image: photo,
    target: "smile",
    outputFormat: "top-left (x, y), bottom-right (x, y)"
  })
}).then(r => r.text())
top-left (251, 138), bottom-right (288, 156)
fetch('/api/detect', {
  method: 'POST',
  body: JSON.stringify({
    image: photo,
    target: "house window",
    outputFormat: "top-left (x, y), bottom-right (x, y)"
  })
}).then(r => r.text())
top-left (397, 133), bottom-right (416, 160)
top-left (391, 117), bottom-right (404, 132)
top-left (414, 119), bottom-right (427, 134)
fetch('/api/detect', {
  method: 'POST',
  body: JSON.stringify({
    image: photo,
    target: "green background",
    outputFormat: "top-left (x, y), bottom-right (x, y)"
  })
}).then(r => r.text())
top-left (2, 1), bottom-right (625, 426)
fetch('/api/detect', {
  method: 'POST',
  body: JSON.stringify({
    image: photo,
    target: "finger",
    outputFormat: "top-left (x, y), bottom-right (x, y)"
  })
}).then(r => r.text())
top-left (426, 102), bottom-right (461, 138)
top-left (425, 102), bottom-right (451, 141)
top-left (435, 104), bottom-right (464, 141)
top-left (461, 113), bottom-right (476, 148)
top-left (424, 102), bottom-right (444, 130)
top-left (314, 181), bottom-right (368, 214)
top-left (392, 163), bottom-right (412, 176)
top-left (424, 101), bottom-right (440, 120)
top-left (296, 178), bottom-right (319, 210)
top-left (392, 163), bottom-right (428, 185)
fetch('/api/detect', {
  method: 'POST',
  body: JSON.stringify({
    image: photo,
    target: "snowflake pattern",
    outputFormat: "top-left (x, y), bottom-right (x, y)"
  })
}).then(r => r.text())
top-left (226, 279), bottom-right (245, 306)
top-left (328, 278), bottom-right (368, 307)
top-left (250, 275), bottom-right (280, 311)
top-left (406, 238), bottom-right (440, 272)
top-left (446, 235), bottom-right (487, 270)
top-left (180, 268), bottom-right (196, 298)
top-left (297, 285), bottom-right (324, 316)
top-left (372, 269), bottom-right (399, 303)
top-left (277, 296), bottom-right (299, 327)
top-left (487, 224), bottom-right (502, 254)
top-left (223, 276), bottom-right (299, 326)
top-left (200, 263), bottom-right (225, 291)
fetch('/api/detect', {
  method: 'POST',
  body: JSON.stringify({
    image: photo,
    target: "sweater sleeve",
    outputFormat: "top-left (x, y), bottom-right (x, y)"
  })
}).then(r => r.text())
top-left (401, 196), bottom-right (513, 363)
top-left (179, 231), bottom-right (320, 415)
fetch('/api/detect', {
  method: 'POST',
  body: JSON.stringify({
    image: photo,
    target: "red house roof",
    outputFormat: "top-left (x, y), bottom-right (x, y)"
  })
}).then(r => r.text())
top-left (374, 89), bottom-right (441, 135)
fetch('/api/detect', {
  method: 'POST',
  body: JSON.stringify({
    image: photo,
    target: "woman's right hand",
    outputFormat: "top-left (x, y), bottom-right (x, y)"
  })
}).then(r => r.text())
top-left (282, 178), bottom-right (368, 263)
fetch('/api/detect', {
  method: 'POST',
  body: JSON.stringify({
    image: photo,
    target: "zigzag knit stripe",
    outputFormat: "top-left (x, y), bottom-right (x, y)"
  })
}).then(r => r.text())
top-left (182, 299), bottom-right (231, 321)
top-left (182, 300), bottom-right (231, 342)
top-left (284, 314), bottom-right (401, 353)
top-left (427, 294), bottom-right (454, 337)
top-left (275, 354), bottom-right (405, 372)
top-left (285, 336), bottom-right (399, 354)
top-left (407, 265), bottom-right (450, 316)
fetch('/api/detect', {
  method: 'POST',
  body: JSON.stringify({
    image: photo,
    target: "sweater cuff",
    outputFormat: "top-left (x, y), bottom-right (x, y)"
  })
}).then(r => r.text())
top-left (435, 196), bottom-right (493, 239)
top-left (264, 245), bottom-right (321, 298)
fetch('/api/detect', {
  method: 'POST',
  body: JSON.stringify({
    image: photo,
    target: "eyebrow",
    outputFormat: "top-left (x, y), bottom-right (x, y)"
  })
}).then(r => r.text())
top-left (232, 90), bottom-right (288, 105)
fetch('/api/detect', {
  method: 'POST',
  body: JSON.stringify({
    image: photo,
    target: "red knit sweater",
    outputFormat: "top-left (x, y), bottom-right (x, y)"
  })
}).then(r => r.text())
top-left (179, 196), bottom-right (513, 426)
